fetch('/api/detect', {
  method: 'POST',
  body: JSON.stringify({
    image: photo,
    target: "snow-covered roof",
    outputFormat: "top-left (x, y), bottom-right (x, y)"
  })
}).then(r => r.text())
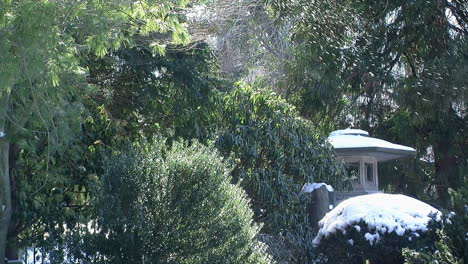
top-left (312, 193), bottom-right (441, 246)
top-left (328, 128), bottom-right (416, 161)
top-left (329, 129), bottom-right (369, 137)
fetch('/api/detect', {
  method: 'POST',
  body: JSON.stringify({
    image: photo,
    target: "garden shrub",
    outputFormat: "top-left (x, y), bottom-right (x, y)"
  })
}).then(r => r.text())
top-left (403, 180), bottom-right (468, 264)
top-left (314, 218), bottom-right (440, 264)
top-left (215, 84), bottom-right (349, 262)
top-left (403, 221), bottom-right (464, 264)
top-left (70, 140), bottom-right (272, 264)
top-left (312, 194), bottom-right (442, 264)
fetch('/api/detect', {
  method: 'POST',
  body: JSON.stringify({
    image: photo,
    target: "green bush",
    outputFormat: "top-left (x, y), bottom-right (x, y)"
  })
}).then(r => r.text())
top-left (403, 180), bottom-right (468, 264)
top-left (215, 84), bottom-right (349, 262)
top-left (71, 140), bottom-right (272, 264)
top-left (403, 224), bottom-right (464, 264)
top-left (313, 218), bottom-right (440, 264)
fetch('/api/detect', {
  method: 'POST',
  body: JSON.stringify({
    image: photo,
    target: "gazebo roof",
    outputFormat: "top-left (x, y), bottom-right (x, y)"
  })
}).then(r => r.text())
top-left (328, 129), bottom-right (416, 162)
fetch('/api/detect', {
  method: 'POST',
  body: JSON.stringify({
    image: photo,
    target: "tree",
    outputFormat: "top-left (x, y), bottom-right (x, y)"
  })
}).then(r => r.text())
top-left (84, 41), bottom-right (225, 143)
top-left (0, 0), bottom-right (192, 261)
top-left (215, 84), bottom-right (349, 262)
top-left (184, 0), bottom-right (292, 83)
top-left (266, 0), bottom-right (468, 207)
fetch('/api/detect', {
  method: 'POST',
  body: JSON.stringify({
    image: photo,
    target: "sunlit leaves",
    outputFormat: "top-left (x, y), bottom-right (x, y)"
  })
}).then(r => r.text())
top-left (150, 42), bottom-right (167, 55)
top-left (0, 0), bottom-right (199, 257)
top-left (0, 0), bottom-right (200, 151)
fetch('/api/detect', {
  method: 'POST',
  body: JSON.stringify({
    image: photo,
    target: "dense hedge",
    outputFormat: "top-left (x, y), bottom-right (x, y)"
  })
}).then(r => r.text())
top-left (67, 140), bottom-right (271, 264)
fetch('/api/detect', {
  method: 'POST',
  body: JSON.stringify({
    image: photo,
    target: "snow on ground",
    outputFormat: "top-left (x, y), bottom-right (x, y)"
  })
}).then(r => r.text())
top-left (312, 193), bottom-right (441, 246)
top-left (328, 128), bottom-right (415, 152)
top-left (300, 182), bottom-right (334, 193)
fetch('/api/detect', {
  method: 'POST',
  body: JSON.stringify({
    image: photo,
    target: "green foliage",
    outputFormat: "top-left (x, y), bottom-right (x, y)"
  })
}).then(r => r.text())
top-left (65, 140), bottom-right (272, 264)
top-left (215, 84), bottom-right (349, 262)
top-left (17, 37), bottom-right (230, 261)
top-left (314, 217), bottom-right (441, 264)
top-left (403, 230), bottom-right (463, 264)
top-left (84, 41), bottom-right (226, 142)
top-left (403, 180), bottom-right (468, 264)
top-left (268, 0), bottom-right (467, 123)
top-left (76, 50), bottom-right (351, 263)
top-left (403, 214), bottom-right (467, 264)
top-left (0, 0), bottom-right (84, 151)
top-left (0, 0), bottom-right (204, 259)
top-left (266, 0), bottom-right (468, 206)
top-left (0, 0), bottom-right (193, 143)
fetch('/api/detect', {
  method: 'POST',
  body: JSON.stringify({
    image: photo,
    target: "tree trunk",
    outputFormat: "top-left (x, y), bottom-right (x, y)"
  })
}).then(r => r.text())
top-left (434, 141), bottom-right (458, 208)
top-left (6, 144), bottom-right (20, 261)
top-left (0, 141), bottom-right (11, 264)
top-left (433, 108), bottom-right (465, 209)
top-left (5, 239), bottom-right (18, 261)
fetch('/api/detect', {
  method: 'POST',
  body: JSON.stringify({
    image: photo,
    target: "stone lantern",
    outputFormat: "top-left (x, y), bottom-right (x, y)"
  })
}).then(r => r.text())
top-left (328, 129), bottom-right (416, 201)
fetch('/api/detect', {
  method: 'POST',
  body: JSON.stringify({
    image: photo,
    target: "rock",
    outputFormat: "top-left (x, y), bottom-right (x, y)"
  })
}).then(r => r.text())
top-left (307, 185), bottom-right (333, 230)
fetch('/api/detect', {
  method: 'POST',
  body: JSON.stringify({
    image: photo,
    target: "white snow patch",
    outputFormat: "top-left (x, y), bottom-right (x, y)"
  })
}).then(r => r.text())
top-left (328, 129), bottom-right (415, 152)
top-left (312, 193), bottom-right (441, 246)
top-left (366, 233), bottom-right (380, 245)
top-left (347, 239), bottom-right (354, 246)
top-left (300, 182), bottom-right (334, 193)
top-left (329, 128), bottom-right (369, 137)
top-left (447, 211), bottom-right (456, 224)
top-left (364, 232), bottom-right (381, 245)
top-left (0, 131), bottom-right (5, 138)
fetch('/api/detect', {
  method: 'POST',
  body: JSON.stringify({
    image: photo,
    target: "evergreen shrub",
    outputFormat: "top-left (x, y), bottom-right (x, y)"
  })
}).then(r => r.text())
top-left (71, 140), bottom-right (272, 264)
top-left (313, 218), bottom-right (440, 264)
top-left (402, 218), bottom-right (465, 264)
top-left (403, 181), bottom-right (468, 264)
